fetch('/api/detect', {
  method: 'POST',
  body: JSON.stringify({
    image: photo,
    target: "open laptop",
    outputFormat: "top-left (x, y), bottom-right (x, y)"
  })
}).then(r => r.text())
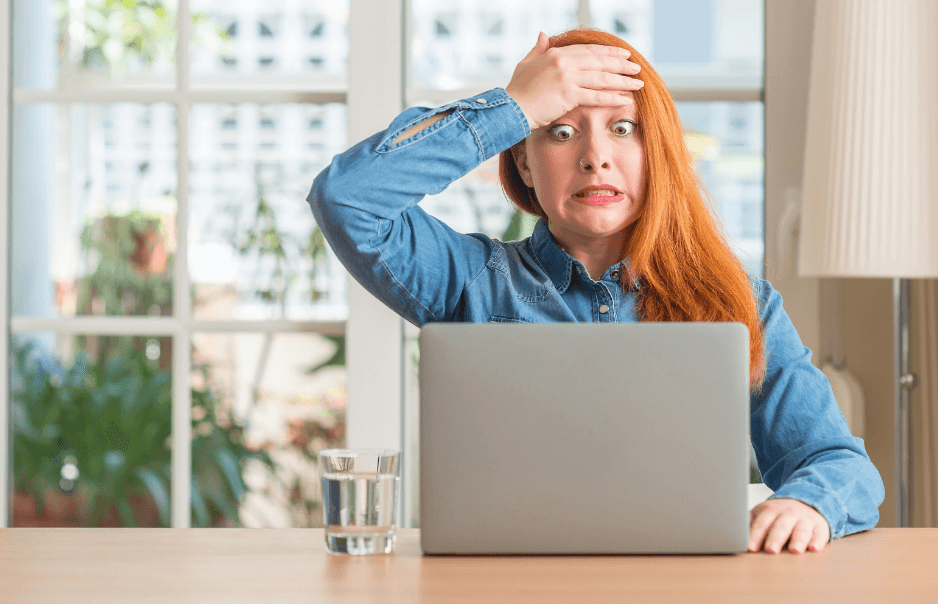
top-left (418, 322), bottom-right (751, 555)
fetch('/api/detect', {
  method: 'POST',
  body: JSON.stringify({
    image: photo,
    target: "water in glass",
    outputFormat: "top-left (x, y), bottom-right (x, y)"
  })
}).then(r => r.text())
top-left (321, 471), bottom-right (399, 555)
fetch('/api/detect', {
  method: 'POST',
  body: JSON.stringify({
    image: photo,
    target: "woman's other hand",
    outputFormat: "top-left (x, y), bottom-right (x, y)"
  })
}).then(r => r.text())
top-left (505, 32), bottom-right (644, 130)
top-left (748, 498), bottom-right (832, 554)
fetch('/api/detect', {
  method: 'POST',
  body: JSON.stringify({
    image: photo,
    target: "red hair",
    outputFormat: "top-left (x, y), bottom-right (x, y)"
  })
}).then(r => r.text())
top-left (499, 28), bottom-right (765, 388)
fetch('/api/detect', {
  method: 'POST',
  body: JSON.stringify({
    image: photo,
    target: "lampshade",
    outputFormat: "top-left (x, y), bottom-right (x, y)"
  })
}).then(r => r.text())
top-left (798, 0), bottom-right (938, 278)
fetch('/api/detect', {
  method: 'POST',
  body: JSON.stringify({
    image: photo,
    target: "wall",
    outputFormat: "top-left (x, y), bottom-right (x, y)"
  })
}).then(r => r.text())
top-left (767, 0), bottom-right (897, 529)
top-left (840, 279), bottom-right (896, 527)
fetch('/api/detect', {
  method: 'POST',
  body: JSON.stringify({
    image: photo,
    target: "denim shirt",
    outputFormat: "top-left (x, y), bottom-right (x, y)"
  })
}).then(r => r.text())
top-left (308, 87), bottom-right (885, 540)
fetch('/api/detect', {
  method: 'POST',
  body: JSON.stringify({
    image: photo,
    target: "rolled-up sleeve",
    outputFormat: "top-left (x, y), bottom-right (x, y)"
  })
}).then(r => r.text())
top-left (307, 88), bottom-right (529, 326)
top-left (750, 278), bottom-right (885, 539)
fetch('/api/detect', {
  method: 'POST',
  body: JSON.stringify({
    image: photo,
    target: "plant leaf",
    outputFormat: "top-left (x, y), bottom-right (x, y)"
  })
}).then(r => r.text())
top-left (201, 484), bottom-right (239, 524)
top-left (215, 448), bottom-right (245, 501)
top-left (306, 335), bottom-right (345, 374)
top-left (135, 466), bottom-right (170, 527)
top-left (190, 480), bottom-right (211, 528)
top-left (117, 499), bottom-right (137, 527)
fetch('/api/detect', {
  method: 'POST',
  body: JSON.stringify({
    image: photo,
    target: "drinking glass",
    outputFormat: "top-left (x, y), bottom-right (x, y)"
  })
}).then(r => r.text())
top-left (318, 449), bottom-right (401, 555)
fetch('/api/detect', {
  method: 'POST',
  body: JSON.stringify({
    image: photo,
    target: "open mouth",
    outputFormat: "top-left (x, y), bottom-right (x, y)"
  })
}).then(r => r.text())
top-left (572, 186), bottom-right (625, 205)
top-left (573, 189), bottom-right (623, 198)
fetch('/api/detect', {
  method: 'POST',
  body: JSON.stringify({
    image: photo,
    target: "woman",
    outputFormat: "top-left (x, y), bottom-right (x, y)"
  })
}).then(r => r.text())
top-left (308, 29), bottom-right (884, 554)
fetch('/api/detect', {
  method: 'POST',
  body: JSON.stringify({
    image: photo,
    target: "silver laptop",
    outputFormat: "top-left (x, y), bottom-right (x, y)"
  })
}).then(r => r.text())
top-left (418, 322), bottom-right (751, 555)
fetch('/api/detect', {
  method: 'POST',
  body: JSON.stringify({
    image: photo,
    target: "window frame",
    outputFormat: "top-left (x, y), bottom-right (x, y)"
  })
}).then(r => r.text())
top-left (0, 0), bottom-right (359, 528)
top-left (1, 0), bottom-right (12, 528)
top-left (1, 0), bottom-right (820, 529)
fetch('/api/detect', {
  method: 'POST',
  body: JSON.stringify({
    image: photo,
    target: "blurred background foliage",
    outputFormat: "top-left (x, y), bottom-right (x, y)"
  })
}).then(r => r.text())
top-left (54, 0), bottom-right (225, 76)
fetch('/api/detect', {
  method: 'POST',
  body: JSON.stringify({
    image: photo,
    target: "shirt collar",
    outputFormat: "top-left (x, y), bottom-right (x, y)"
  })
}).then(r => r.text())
top-left (529, 219), bottom-right (642, 292)
top-left (530, 219), bottom-right (574, 294)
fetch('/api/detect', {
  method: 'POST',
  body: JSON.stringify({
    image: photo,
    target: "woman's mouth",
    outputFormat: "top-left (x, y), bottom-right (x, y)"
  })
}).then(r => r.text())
top-left (571, 186), bottom-right (625, 206)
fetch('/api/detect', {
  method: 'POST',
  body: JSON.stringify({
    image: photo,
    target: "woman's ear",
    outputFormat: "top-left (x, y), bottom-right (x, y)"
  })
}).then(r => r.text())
top-left (511, 142), bottom-right (534, 188)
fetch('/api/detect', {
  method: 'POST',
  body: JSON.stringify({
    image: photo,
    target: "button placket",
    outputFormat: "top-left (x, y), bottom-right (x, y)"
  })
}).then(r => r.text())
top-left (595, 282), bottom-right (615, 322)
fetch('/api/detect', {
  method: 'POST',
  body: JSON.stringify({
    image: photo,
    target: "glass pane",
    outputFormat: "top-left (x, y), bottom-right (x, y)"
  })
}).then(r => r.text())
top-left (677, 101), bottom-right (764, 277)
top-left (11, 103), bottom-right (177, 318)
top-left (408, 106), bottom-right (763, 276)
top-left (590, 0), bottom-right (764, 89)
top-left (12, 332), bottom-right (173, 527)
top-left (410, 0), bottom-right (579, 91)
top-left (418, 155), bottom-right (536, 243)
top-left (13, 0), bottom-right (181, 91)
top-left (189, 103), bottom-right (347, 320)
top-left (191, 332), bottom-right (347, 527)
top-left (190, 0), bottom-right (349, 89)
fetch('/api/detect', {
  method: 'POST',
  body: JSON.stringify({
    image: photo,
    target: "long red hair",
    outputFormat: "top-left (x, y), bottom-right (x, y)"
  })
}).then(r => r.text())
top-left (499, 28), bottom-right (765, 388)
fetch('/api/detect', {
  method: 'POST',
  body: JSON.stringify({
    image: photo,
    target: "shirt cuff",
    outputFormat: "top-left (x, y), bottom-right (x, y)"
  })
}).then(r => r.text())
top-left (455, 88), bottom-right (531, 159)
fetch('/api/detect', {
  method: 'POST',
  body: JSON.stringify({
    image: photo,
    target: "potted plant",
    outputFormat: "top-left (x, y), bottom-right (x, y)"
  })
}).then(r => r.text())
top-left (11, 338), bottom-right (278, 527)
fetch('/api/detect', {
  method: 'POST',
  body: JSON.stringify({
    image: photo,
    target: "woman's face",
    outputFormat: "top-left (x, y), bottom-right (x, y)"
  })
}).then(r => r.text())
top-left (513, 98), bottom-right (646, 250)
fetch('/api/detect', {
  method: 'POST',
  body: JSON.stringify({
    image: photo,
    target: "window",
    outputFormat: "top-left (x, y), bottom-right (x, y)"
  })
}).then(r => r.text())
top-left (2, 0), bottom-right (809, 532)
top-left (403, 0), bottom-right (765, 527)
top-left (5, 0), bottom-right (351, 529)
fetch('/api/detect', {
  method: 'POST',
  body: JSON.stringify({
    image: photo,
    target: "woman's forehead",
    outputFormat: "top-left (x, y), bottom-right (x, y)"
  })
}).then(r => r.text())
top-left (555, 99), bottom-right (639, 123)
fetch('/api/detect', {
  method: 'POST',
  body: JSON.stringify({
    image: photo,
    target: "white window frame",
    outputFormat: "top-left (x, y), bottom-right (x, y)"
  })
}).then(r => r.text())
top-left (1, 0), bottom-right (820, 529)
top-left (0, 0), bottom-right (378, 528)
top-left (1, 0), bottom-right (12, 528)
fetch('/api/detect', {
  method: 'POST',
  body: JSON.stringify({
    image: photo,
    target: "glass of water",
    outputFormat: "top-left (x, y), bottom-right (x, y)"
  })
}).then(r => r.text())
top-left (318, 449), bottom-right (401, 555)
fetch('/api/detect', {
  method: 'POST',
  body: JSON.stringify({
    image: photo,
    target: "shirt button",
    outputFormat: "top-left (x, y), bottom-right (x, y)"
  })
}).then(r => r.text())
top-left (598, 304), bottom-right (610, 314)
top-left (475, 98), bottom-right (488, 104)
top-left (610, 270), bottom-right (620, 279)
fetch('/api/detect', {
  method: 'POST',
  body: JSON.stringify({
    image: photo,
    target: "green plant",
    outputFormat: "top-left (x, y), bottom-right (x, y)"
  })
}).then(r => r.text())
top-left (55, 0), bottom-right (225, 77)
top-left (232, 168), bottom-right (330, 314)
top-left (500, 209), bottom-right (538, 242)
top-left (11, 338), bottom-right (277, 527)
top-left (78, 209), bottom-right (173, 316)
top-left (13, 205), bottom-right (284, 527)
top-left (190, 360), bottom-right (278, 527)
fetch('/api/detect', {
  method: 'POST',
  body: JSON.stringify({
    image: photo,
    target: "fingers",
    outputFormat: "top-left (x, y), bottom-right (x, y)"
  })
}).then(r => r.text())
top-left (567, 54), bottom-right (642, 77)
top-left (536, 31), bottom-right (550, 53)
top-left (785, 520), bottom-right (815, 554)
top-left (506, 34), bottom-right (644, 129)
top-left (574, 70), bottom-right (644, 92)
top-left (564, 42), bottom-right (632, 61)
top-left (576, 89), bottom-right (635, 108)
top-left (809, 528), bottom-right (829, 553)
top-left (522, 31), bottom-right (550, 61)
top-left (748, 499), bottom-right (832, 554)
top-left (763, 513), bottom-right (801, 554)
top-left (747, 504), bottom-right (780, 553)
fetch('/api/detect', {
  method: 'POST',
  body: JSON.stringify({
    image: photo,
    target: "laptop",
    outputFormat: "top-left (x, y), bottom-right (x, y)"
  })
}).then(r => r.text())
top-left (418, 322), bottom-right (751, 555)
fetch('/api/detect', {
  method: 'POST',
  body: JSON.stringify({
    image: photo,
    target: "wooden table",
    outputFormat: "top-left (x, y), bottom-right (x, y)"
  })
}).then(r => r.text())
top-left (2, 528), bottom-right (936, 603)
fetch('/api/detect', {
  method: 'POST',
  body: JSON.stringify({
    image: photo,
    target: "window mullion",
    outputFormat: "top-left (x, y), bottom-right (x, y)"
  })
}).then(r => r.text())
top-left (1, 0), bottom-right (13, 529)
top-left (345, 0), bottom-right (405, 523)
top-left (12, 89), bottom-right (348, 105)
top-left (172, 0), bottom-right (193, 529)
top-left (8, 316), bottom-right (346, 336)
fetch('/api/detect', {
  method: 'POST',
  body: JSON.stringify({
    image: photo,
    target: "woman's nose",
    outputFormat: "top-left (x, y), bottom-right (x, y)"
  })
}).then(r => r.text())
top-left (577, 136), bottom-right (611, 172)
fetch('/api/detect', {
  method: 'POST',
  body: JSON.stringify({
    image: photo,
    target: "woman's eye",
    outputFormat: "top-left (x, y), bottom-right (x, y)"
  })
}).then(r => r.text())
top-left (612, 120), bottom-right (637, 136)
top-left (548, 124), bottom-right (575, 141)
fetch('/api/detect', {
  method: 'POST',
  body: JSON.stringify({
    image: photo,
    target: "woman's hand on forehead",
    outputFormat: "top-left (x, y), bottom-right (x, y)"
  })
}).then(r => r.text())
top-left (505, 32), bottom-right (644, 131)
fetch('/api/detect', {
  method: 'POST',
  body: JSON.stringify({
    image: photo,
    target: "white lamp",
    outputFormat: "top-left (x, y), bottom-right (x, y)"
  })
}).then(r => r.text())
top-left (798, 0), bottom-right (938, 527)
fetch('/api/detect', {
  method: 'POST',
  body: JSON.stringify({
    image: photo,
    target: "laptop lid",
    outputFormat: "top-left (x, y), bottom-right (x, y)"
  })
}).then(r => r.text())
top-left (418, 322), bottom-right (750, 555)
